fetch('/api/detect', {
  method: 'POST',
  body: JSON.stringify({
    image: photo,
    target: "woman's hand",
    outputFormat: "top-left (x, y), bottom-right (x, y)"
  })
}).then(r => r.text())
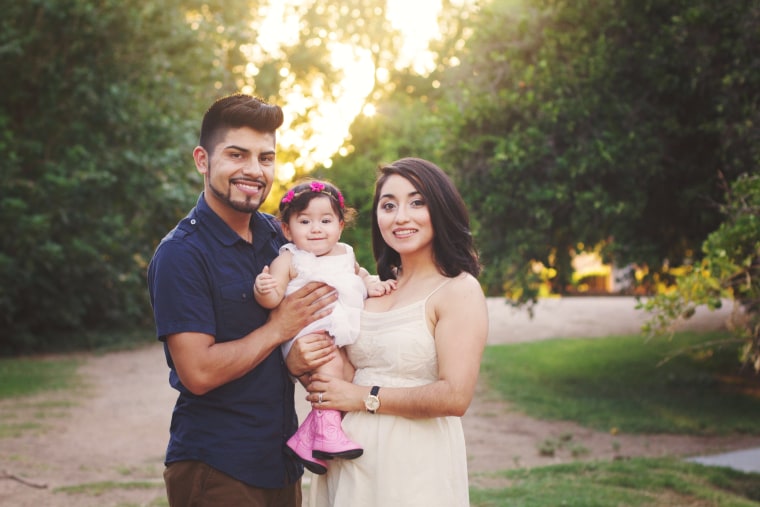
top-left (306, 373), bottom-right (365, 413)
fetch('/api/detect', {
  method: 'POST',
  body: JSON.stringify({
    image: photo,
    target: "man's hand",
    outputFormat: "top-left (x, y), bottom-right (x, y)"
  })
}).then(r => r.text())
top-left (285, 332), bottom-right (337, 378)
top-left (268, 281), bottom-right (337, 346)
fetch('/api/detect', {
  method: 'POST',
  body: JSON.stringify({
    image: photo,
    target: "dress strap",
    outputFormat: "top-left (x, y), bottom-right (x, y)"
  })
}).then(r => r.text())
top-left (424, 276), bottom-right (457, 302)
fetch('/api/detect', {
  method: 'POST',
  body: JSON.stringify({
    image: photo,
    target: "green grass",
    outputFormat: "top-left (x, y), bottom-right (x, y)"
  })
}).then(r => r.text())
top-left (0, 356), bottom-right (81, 399)
top-left (470, 458), bottom-right (760, 506)
top-left (55, 480), bottom-right (164, 496)
top-left (481, 331), bottom-right (760, 435)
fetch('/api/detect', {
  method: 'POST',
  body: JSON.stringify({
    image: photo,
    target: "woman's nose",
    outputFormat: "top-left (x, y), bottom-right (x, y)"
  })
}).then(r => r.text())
top-left (394, 205), bottom-right (409, 223)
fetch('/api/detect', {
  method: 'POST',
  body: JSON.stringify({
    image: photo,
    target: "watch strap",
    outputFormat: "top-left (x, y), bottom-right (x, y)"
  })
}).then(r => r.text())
top-left (367, 385), bottom-right (381, 413)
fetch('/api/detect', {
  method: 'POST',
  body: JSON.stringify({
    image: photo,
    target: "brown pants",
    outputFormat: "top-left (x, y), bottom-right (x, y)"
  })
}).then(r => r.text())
top-left (164, 460), bottom-right (302, 507)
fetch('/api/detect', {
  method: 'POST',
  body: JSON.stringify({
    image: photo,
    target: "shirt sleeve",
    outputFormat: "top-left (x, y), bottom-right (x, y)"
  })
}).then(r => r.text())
top-left (148, 240), bottom-right (217, 340)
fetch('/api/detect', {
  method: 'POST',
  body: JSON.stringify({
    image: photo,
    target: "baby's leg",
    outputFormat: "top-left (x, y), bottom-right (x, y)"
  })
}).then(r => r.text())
top-left (313, 344), bottom-right (352, 380)
top-left (311, 344), bottom-right (362, 460)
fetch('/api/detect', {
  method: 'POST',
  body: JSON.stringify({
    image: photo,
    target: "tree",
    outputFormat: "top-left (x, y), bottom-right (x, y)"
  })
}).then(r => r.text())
top-left (640, 173), bottom-right (760, 372)
top-left (0, 0), bottom-right (227, 352)
top-left (438, 0), bottom-right (760, 304)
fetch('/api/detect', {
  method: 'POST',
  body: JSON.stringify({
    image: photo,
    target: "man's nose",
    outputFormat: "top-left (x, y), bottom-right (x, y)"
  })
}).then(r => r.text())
top-left (242, 158), bottom-right (264, 176)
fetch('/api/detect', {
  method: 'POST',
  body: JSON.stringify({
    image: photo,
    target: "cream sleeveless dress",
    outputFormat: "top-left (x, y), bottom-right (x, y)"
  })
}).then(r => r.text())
top-left (310, 278), bottom-right (470, 507)
top-left (280, 242), bottom-right (367, 357)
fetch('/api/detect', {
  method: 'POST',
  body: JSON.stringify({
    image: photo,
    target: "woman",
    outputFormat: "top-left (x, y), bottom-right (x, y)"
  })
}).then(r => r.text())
top-left (307, 158), bottom-right (488, 506)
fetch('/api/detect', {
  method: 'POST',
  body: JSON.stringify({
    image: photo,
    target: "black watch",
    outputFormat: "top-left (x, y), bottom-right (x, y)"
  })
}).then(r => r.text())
top-left (364, 386), bottom-right (381, 413)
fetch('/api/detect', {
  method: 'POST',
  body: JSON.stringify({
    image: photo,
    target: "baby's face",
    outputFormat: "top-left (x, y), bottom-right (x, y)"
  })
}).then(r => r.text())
top-left (284, 196), bottom-right (344, 256)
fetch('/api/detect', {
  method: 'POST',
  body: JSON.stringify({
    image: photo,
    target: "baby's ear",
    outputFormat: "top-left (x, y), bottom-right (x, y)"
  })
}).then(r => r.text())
top-left (281, 222), bottom-right (293, 241)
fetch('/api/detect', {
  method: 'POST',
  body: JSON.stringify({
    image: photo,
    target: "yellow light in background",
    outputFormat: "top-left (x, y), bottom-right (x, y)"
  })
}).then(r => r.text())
top-left (253, 0), bottom-right (449, 171)
top-left (386, 0), bottom-right (442, 74)
top-left (362, 103), bottom-right (377, 117)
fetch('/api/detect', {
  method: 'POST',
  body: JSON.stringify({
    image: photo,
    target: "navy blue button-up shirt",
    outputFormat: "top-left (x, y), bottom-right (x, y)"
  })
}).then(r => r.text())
top-left (147, 193), bottom-right (301, 488)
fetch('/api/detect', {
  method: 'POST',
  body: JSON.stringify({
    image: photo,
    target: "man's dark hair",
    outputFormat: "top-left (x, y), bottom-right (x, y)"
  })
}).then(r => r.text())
top-left (199, 94), bottom-right (284, 152)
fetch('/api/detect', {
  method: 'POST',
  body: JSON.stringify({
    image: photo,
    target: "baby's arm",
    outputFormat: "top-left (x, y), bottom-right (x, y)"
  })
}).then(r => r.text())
top-left (357, 264), bottom-right (397, 297)
top-left (254, 251), bottom-right (293, 309)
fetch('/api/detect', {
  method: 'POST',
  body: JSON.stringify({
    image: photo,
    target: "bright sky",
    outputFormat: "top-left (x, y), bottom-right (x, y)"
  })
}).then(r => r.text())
top-left (243, 0), bottom-right (447, 180)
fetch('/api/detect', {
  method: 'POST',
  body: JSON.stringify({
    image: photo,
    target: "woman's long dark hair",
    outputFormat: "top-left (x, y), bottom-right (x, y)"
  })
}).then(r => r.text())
top-left (371, 158), bottom-right (481, 280)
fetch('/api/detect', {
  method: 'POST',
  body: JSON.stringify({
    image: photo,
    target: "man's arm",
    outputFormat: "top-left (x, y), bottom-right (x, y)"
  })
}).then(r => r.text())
top-left (168, 282), bottom-right (337, 395)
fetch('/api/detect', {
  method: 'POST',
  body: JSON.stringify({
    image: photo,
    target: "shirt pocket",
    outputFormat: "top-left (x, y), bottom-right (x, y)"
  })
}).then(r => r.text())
top-left (218, 280), bottom-right (265, 341)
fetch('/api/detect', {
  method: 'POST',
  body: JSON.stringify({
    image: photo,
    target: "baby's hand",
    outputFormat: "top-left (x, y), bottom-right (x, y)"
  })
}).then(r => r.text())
top-left (254, 266), bottom-right (277, 295)
top-left (367, 278), bottom-right (397, 297)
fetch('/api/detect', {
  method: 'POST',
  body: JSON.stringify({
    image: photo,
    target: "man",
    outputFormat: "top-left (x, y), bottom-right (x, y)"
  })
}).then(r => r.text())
top-left (148, 94), bottom-right (335, 506)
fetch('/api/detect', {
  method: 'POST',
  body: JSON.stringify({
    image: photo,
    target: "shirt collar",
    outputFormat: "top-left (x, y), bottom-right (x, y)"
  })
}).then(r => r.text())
top-left (195, 192), bottom-right (281, 249)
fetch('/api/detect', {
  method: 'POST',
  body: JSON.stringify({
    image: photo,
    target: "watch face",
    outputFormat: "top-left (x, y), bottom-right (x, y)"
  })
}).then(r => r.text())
top-left (365, 395), bottom-right (380, 411)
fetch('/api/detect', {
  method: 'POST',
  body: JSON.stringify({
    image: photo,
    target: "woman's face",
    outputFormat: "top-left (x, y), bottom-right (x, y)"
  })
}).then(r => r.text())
top-left (376, 174), bottom-right (434, 256)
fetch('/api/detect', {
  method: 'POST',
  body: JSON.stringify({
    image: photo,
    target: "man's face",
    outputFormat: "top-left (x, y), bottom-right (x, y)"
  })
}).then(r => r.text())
top-left (198, 127), bottom-right (276, 214)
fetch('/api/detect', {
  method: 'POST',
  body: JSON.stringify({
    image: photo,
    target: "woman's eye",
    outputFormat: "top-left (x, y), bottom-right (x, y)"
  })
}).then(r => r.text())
top-left (411, 199), bottom-right (426, 207)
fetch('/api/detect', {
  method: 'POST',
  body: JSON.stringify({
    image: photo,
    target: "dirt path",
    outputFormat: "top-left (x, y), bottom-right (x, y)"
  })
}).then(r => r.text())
top-left (1, 297), bottom-right (757, 506)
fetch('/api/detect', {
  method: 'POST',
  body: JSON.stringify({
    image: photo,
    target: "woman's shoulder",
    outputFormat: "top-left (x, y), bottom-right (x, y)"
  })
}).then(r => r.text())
top-left (433, 273), bottom-right (485, 305)
top-left (446, 272), bottom-right (482, 291)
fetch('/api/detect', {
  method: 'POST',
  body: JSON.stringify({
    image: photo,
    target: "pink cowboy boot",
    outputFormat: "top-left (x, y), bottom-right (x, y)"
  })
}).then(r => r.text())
top-left (285, 410), bottom-right (328, 475)
top-left (311, 409), bottom-right (363, 460)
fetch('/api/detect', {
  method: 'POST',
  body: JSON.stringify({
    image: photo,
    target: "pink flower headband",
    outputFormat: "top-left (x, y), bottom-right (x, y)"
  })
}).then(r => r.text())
top-left (281, 181), bottom-right (345, 208)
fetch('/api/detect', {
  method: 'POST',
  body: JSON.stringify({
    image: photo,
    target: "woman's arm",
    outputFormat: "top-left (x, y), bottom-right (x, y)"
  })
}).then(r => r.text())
top-left (307, 274), bottom-right (488, 418)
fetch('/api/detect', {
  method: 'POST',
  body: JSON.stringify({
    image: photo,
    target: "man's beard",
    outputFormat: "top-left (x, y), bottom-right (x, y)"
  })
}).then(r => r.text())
top-left (207, 162), bottom-right (266, 213)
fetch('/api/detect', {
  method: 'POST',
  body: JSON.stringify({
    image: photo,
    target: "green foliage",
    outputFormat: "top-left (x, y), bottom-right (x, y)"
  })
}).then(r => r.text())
top-left (440, 0), bottom-right (760, 304)
top-left (0, 0), bottom-right (214, 352)
top-left (640, 173), bottom-right (760, 372)
top-left (316, 67), bottom-right (451, 271)
top-left (470, 458), bottom-right (760, 507)
top-left (481, 332), bottom-right (760, 434)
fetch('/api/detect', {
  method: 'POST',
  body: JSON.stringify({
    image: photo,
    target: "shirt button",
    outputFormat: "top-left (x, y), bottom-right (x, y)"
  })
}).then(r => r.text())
top-left (190, 219), bottom-right (196, 225)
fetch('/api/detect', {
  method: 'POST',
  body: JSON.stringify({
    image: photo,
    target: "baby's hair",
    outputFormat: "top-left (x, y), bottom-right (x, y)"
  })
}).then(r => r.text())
top-left (278, 179), bottom-right (357, 225)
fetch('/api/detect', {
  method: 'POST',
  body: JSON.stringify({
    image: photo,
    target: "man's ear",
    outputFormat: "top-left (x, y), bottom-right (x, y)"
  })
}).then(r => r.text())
top-left (193, 146), bottom-right (209, 175)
